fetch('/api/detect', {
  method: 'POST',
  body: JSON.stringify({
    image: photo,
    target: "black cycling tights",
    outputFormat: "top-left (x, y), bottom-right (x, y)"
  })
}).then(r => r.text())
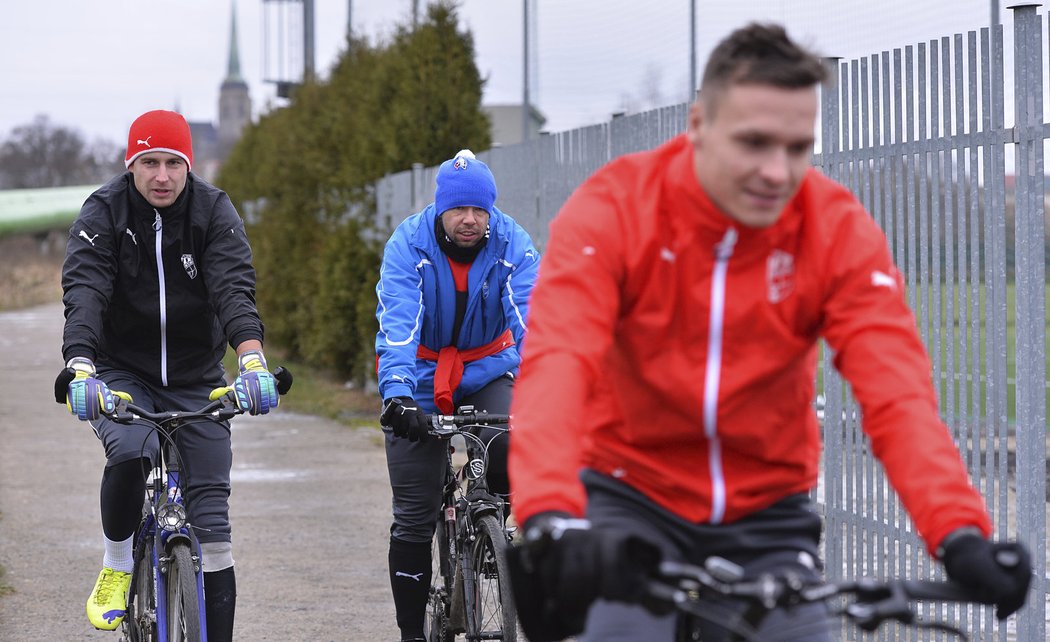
top-left (205, 567), bottom-right (236, 642)
top-left (100, 458), bottom-right (149, 540)
top-left (390, 537), bottom-right (431, 640)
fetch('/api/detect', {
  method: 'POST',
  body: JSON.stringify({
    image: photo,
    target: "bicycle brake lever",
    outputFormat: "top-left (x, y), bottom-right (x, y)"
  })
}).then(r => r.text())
top-left (273, 366), bottom-right (293, 395)
top-left (847, 582), bottom-right (913, 632)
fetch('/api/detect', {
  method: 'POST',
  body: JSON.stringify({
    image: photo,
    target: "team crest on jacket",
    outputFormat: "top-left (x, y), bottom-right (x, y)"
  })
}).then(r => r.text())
top-left (181, 254), bottom-right (198, 279)
top-left (766, 250), bottom-right (795, 303)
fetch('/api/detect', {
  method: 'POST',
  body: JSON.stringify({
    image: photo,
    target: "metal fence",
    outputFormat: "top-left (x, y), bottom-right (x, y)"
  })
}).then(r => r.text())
top-left (375, 7), bottom-right (1048, 641)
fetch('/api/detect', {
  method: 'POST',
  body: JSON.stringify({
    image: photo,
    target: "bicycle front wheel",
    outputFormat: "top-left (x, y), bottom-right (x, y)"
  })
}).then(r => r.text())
top-left (425, 517), bottom-right (456, 642)
top-left (470, 515), bottom-right (517, 641)
top-left (164, 541), bottom-right (202, 642)
top-left (125, 528), bottom-right (157, 642)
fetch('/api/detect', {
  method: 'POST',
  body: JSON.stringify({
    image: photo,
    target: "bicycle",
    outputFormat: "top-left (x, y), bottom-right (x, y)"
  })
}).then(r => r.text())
top-left (100, 367), bottom-right (293, 642)
top-left (644, 554), bottom-right (1007, 641)
top-left (419, 406), bottom-right (517, 642)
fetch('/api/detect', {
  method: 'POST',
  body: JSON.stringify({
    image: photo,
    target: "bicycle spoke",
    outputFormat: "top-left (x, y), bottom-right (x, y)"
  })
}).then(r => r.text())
top-left (165, 543), bottom-right (202, 642)
top-left (471, 516), bottom-right (516, 641)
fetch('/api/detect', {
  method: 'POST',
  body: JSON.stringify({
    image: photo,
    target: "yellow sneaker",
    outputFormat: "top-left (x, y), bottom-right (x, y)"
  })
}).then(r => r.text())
top-left (86, 568), bottom-right (131, 630)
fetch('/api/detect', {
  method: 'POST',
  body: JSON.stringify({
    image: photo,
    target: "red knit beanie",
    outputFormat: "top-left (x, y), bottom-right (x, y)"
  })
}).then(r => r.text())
top-left (125, 110), bottom-right (194, 170)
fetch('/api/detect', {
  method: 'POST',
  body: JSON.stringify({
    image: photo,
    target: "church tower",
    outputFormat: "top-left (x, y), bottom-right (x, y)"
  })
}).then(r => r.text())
top-left (218, 1), bottom-right (251, 160)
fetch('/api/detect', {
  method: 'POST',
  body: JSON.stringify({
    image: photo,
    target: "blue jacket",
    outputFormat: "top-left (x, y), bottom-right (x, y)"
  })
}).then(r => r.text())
top-left (376, 203), bottom-right (539, 412)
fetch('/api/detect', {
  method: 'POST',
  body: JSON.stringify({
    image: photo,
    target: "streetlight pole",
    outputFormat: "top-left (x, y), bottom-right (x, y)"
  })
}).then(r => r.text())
top-left (523, 0), bottom-right (531, 142)
top-left (304, 0), bottom-right (315, 81)
top-left (690, 0), bottom-right (697, 102)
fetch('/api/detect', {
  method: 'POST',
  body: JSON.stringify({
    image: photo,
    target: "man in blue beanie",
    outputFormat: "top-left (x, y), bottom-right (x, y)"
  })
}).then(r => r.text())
top-left (375, 149), bottom-right (540, 641)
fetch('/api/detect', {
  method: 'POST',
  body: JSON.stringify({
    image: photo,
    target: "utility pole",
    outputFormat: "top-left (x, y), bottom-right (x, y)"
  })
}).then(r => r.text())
top-left (689, 0), bottom-right (697, 101)
top-left (523, 0), bottom-right (530, 142)
top-left (304, 0), bottom-right (315, 81)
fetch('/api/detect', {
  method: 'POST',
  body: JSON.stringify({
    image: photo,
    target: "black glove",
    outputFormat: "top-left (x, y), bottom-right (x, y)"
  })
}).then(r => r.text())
top-left (940, 528), bottom-right (1032, 619)
top-left (380, 396), bottom-right (430, 442)
top-left (505, 511), bottom-right (660, 642)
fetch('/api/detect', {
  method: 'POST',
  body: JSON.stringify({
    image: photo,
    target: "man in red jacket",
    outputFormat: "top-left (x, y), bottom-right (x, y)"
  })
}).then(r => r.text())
top-left (506, 22), bottom-right (1031, 642)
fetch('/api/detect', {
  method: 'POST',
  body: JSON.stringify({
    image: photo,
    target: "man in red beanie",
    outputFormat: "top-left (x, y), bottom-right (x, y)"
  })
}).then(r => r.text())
top-left (55, 109), bottom-right (278, 641)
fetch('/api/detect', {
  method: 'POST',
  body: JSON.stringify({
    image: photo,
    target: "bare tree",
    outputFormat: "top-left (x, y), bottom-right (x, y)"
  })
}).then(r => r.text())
top-left (639, 62), bottom-right (664, 111)
top-left (616, 63), bottom-right (667, 117)
top-left (0, 115), bottom-right (121, 189)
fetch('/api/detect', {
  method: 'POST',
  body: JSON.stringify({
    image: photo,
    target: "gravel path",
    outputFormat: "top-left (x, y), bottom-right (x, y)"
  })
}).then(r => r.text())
top-left (0, 302), bottom-right (399, 641)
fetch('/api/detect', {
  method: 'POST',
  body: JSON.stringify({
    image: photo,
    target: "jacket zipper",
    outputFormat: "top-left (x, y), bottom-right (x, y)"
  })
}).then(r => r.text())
top-left (703, 227), bottom-right (737, 524)
top-left (153, 211), bottom-right (169, 386)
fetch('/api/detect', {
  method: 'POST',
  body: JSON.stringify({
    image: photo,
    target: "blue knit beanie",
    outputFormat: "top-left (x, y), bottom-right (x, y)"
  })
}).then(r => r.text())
top-left (434, 149), bottom-right (497, 216)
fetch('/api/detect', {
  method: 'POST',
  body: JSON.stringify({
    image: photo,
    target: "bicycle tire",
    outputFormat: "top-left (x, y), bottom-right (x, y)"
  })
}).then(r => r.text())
top-left (469, 515), bottom-right (517, 641)
top-left (425, 517), bottom-right (456, 642)
top-left (125, 528), bottom-right (157, 642)
top-left (164, 541), bottom-right (202, 642)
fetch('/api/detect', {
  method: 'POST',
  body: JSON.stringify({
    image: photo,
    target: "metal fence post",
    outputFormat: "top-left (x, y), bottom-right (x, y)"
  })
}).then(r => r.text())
top-left (1008, 5), bottom-right (1047, 642)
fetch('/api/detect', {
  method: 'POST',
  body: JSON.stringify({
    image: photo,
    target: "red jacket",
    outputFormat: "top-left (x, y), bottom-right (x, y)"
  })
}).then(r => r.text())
top-left (508, 134), bottom-right (991, 555)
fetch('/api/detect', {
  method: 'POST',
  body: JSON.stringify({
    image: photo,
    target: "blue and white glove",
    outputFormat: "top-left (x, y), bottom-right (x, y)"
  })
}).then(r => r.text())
top-left (61, 357), bottom-right (115, 421)
top-left (233, 350), bottom-right (279, 415)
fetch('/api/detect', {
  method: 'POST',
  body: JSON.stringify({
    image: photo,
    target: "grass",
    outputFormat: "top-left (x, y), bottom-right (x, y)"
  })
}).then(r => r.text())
top-left (0, 511), bottom-right (10, 597)
top-left (221, 349), bottom-right (382, 430)
top-left (819, 282), bottom-right (1049, 425)
top-left (920, 282), bottom-right (1049, 423)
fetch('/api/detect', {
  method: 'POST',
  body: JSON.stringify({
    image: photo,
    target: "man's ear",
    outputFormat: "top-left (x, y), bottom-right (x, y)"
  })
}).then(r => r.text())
top-left (687, 100), bottom-right (705, 146)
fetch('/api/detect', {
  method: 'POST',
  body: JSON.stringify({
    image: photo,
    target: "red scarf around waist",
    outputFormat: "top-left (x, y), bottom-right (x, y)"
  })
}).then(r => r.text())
top-left (417, 328), bottom-right (515, 414)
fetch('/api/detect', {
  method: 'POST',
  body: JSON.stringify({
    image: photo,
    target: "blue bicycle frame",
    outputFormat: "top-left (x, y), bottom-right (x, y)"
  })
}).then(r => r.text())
top-left (140, 465), bottom-right (208, 641)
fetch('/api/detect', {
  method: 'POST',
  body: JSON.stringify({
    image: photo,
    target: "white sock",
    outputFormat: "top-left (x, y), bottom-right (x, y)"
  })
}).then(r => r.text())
top-left (102, 534), bottom-right (134, 573)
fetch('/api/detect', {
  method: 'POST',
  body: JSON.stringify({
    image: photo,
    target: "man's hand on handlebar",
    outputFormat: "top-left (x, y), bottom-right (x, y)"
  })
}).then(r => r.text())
top-left (938, 528), bottom-right (1032, 620)
top-left (233, 350), bottom-right (279, 415)
top-left (380, 396), bottom-right (430, 442)
top-left (54, 357), bottom-right (115, 421)
top-left (505, 511), bottom-right (661, 642)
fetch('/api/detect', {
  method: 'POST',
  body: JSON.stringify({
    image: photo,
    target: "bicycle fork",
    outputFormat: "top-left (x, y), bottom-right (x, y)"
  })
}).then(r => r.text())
top-left (155, 469), bottom-right (208, 641)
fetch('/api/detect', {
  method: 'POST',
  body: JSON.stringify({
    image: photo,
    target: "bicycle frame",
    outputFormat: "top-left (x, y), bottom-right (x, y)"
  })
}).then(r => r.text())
top-left (78, 366), bottom-right (291, 642)
top-left (425, 408), bottom-right (515, 642)
top-left (127, 413), bottom-right (211, 642)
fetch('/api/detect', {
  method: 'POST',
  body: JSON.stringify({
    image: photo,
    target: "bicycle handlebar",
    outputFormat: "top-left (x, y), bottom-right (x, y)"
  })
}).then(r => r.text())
top-left (101, 366), bottom-right (294, 425)
top-left (645, 557), bottom-right (990, 637)
top-left (426, 404), bottom-right (511, 438)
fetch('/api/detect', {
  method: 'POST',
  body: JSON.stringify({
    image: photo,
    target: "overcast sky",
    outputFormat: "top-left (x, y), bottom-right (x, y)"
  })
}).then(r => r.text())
top-left (0, 1), bottom-right (1010, 149)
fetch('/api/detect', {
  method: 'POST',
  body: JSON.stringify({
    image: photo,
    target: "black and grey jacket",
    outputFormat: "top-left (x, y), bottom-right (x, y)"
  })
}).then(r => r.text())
top-left (61, 172), bottom-right (264, 387)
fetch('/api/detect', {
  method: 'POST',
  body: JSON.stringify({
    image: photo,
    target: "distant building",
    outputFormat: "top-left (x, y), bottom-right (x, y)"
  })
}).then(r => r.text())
top-left (189, 3), bottom-right (252, 183)
top-left (482, 104), bottom-right (547, 147)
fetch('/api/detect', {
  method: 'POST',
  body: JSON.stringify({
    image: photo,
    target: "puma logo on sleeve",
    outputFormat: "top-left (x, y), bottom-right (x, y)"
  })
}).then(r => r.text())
top-left (78, 230), bottom-right (99, 246)
top-left (871, 270), bottom-right (898, 290)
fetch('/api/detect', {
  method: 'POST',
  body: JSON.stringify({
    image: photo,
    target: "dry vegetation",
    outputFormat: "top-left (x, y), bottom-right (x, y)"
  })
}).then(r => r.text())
top-left (0, 233), bottom-right (64, 310)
